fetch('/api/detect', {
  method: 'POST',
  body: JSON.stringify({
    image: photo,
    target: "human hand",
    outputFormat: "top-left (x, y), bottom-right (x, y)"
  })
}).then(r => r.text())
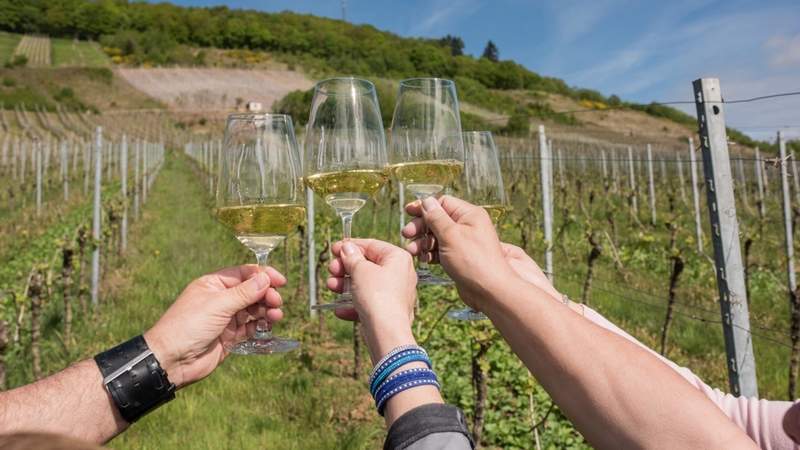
top-left (144, 265), bottom-right (286, 389)
top-left (327, 239), bottom-right (418, 363)
top-left (402, 195), bottom-right (515, 310)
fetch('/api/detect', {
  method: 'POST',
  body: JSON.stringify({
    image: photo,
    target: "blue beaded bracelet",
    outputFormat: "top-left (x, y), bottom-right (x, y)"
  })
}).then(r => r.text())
top-left (375, 370), bottom-right (440, 416)
top-left (369, 352), bottom-right (432, 396)
top-left (369, 346), bottom-right (428, 387)
top-left (374, 367), bottom-right (436, 401)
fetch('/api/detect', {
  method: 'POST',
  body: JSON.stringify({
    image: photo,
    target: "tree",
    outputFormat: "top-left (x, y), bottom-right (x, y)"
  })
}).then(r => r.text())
top-left (438, 34), bottom-right (464, 56)
top-left (482, 40), bottom-right (498, 62)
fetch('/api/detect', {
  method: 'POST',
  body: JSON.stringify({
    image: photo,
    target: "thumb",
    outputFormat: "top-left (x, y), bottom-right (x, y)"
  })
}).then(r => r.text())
top-left (219, 272), bottom-right (270, 315)
top-left (341, 241), bottom-right (368, 276)
top-left (421, 196), bottom-right (456, 237)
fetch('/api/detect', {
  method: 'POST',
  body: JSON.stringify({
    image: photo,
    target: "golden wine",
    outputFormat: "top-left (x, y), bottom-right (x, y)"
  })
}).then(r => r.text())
top-left (304, 169), bottom-right (388, 198)
top-left (216, 204), bottom-right (306, 236)
top-left (390, 159), bottom-right (464, 196)
top-left (481, 204), bottom-right (508, 223)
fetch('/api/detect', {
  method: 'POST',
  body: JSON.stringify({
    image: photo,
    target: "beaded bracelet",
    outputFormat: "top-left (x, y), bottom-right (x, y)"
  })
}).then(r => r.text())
top-left (370, 352), bottom-right (431, 396)
top-left (375, 370), bottom-right (440, 416)
top-left (369, 345), bottom-right (427, 387)
top-left (373, 367), bottom-right (435, 401)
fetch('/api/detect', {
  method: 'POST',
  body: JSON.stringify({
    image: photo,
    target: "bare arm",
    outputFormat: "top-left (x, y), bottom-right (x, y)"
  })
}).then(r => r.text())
top-left (0, 359), bottom-right (128, 442)
top-left (404, 195), bottom-right (758, 450)
top-left (0, 265), bottom-right (286, 444)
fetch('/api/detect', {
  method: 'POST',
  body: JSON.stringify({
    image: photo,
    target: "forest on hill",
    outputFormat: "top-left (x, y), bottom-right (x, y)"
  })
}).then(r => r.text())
top-left (0, 0), bottom-right (777, 150)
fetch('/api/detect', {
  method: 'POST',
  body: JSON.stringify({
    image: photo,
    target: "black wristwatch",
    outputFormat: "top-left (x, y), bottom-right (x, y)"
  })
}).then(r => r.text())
top-left (94, 335), bottom-right (176, 423)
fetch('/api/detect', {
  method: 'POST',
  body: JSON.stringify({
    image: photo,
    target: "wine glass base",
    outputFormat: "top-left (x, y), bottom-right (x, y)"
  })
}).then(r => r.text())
top-left (448, 308), bottom-right (488, 321)
top-left (417, 271), bottom-right (454, 286)
top-left (311, 298), bottom-right (354, 311)
top-left (226, 337), bottom-right (300, 355)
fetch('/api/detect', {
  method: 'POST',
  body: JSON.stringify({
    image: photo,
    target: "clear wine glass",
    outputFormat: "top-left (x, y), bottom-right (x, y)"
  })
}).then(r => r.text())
top-left (389, 78), bottom-right (465, 286)
top-left (449, 131), bottom-right (508, 321)
top-left (304, 77), bottom-right (388, 310)
top-left (216, 113), bottom-right (303, 354)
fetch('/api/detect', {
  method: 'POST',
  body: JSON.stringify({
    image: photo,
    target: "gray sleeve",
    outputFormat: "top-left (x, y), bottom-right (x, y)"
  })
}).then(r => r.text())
top-left (384, 403), bottom-right (474, 450)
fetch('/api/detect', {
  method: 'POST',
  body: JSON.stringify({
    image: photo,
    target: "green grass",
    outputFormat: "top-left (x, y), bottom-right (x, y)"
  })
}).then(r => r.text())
top-left (52, 38), bottom-right (110, 67)
top-left (0, 32), bottom-right (21, 64)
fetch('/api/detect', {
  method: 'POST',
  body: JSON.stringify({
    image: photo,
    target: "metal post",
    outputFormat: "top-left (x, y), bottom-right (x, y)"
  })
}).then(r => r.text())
top-left (628, 146), bottom-right (637, 214)
top-left (91, 127), bottom-right (103, 306)
top-left (142, 142), bottom-right (148, 204)
top-left (120, 134), bottom-right (128, 253)
top-left (557, 148), bottom-right (565, 190)
top-left (610, 148), bottom-right (619, 193)
top-left (689, 138), bottom-right (703, 252)
top-left (35, 143), bottom-right (41, 216)
top-left (693, 77), bottom-right (758, 397)
top-left (755, 147), bottom-right (765, 218)
top-left (600, 150), bottom-right (608, 186)
top-left (307, 186), bottom-right (317, 317)
top-left (677, 154), bottom-right (687, 204)
top-left (791, 151), bottom-right (800, 209)
top-left (61, 140), bottom-right (69, 201)
top-left (134, 139), bottom-right (140, 220)
top-left (646, 144), bottom-right (656, 225)
top-left (779, 132), bottom-right (796, 310)
top-left (538, 125), bottom-right (554, 281)
top-left (737, 154), bottom-right (749, 208)
top-left (83, 141), bottom-right (90, 196)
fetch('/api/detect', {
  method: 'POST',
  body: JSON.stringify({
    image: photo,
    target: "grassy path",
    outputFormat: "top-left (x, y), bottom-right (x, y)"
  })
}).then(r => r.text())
top-left (41, 154), bottom-right (381, 449)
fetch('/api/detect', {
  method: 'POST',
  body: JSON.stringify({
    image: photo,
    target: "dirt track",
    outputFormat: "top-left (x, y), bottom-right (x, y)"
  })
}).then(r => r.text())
top-left (116, 67), bottom-right (314, 111)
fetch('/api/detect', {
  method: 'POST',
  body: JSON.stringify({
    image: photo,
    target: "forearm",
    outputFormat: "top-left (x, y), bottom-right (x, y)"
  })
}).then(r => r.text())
top-left (483, 276), bottom-right (758, 450)
top-left (0, 359), bottom-right (127, 443)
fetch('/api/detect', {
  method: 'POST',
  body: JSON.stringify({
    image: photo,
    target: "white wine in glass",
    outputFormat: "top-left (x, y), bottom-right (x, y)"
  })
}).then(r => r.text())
top-left (449, 131), bottom-right (508, 321)
top-left (216, 113), bottom-right (303, 354)
top-left (304, 78), bottom-right (388, 309)
top-left (389, 78), bottom-right (465, 286)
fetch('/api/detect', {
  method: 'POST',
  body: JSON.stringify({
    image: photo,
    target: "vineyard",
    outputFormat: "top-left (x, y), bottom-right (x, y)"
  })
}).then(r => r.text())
top-left (0, 3), bottom-right (795, 449)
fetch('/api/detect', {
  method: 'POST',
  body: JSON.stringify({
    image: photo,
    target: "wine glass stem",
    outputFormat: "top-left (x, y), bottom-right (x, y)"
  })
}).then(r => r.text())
top-left (254, 250), bottom-right (272, 340)
top-left (340, 212), bottom-right (353, 296)
top-left (415, 193), bottom-right (431, 272)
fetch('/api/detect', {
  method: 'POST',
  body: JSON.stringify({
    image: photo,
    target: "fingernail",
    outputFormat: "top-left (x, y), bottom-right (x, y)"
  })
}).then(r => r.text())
top-left (342, 241), bottom-right (359, 256)
top-left (422, 196), bottom-right (440, 212)
top-left (254, 272), bottom-right (268, 289)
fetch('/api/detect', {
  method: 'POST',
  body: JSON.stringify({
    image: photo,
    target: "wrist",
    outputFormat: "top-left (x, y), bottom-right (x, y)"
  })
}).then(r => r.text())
top-left (482, 275), bottom-right (554, 319)
top-left (360, 319), bottom-right (417, 365)
top-left (143, 329), bottom-right (184, 389)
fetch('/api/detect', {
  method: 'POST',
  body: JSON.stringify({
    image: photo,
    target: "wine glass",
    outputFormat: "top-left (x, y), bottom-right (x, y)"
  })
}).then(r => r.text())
top-left (216, 113), bottom-right (303, 354)
top-left (448, 131), bottom-right (508, 321)
top-left (389, 78), bottom-right (465, 285)
top-left (304, 77), bottom-right (388, 309)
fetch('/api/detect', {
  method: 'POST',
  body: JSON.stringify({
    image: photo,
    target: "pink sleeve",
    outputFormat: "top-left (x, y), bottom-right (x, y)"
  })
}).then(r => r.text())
top-left (582, 305), bottom-right (799, 450)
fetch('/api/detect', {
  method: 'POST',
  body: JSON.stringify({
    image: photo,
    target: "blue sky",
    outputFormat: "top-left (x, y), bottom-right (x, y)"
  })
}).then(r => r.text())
top-left (157, 0), bottom-right (799, 141)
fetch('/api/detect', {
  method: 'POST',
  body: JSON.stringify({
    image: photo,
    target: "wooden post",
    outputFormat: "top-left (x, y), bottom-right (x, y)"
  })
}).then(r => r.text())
top-left (91, 127), bottom-right (102, 306)
top-left (737, 154), bottom-right (750, 207)
top-left (689, 138), bottom-right (703, 252)
top-left (120, 134), bottom-right (128, 253)
top-left (538, 125), bottom-right (554, 281)
top-left (693, 77), bottom-right (758, 397)
top-left (755, 147), bottom-right (765, 218)
top-left (307, 186), bottom-right (317, 317)
top-left (628, 146), bottom-right (638, 215)
top-left (646, 144), bottom-right (656, 225)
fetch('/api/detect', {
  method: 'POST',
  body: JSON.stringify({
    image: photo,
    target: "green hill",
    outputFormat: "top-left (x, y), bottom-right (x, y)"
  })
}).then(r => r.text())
top-left (0, 0), bottom-right (780, 150)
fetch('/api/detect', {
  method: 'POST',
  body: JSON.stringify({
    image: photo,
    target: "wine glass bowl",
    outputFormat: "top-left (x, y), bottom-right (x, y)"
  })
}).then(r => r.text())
top-left (216, 113), bottom-right (303, 354)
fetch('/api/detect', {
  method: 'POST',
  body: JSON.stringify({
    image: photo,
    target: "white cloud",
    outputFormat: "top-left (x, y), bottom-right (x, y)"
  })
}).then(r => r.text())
top-left (765, 34), bottom-right (800, 67)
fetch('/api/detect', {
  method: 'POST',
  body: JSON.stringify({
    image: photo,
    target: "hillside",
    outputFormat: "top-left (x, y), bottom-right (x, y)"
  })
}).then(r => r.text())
top-left (0, 0), bottom-right (779, 152)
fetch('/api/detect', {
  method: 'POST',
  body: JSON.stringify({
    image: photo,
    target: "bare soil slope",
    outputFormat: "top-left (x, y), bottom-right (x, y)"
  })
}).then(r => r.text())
top-left (117, 67), bottom-right (314, 112)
